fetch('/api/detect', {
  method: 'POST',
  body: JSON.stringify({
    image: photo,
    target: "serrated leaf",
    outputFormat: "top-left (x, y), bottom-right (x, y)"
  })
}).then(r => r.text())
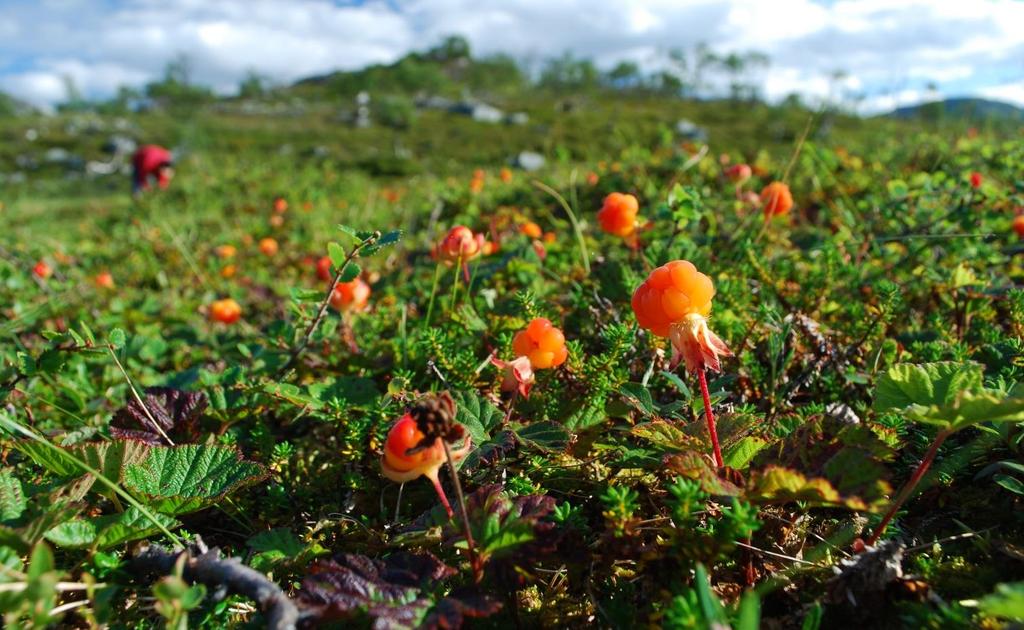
top-left (874, 362), bottom-right (983, 413)
top-left (45, 507), bottom-right (179, 549)
top-left (0, 469), bottom-right (26, 523)
top-left (451, 390), bottom-right (503, 445)
top-left (513, 422), bottom-right (568, 451)
top-left (563, 397), bottom-right (607, 430)
top-left (263, 382), bottom-right (324, 410)
top-left (632, 421), bottom-right (703, 452)
top-left (723, 436), bottom-right (768, 469)
top-left (745, 466), bottom-right (875, 510)
top-left (123, 444), bottom-right (268, 516)
top-left (619, 383), bottom-right (655, 416)
top-left (327, 242), bottom-right (347, 268)
top-left (110, 387), bottom-right (208, 445)
top-left (663, 451), bottom-right (742, 496)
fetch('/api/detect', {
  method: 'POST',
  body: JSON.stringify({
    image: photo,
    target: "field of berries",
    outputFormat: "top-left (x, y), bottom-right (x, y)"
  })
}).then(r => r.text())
top-left (2, 114), bottom-right (1024, 629)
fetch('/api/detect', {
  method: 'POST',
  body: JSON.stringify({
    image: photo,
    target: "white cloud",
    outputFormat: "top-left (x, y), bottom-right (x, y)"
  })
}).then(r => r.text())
top-left (0, 0), bottom-right (1022, 113)
top-left (979, 82), bottom-right (1024, 108)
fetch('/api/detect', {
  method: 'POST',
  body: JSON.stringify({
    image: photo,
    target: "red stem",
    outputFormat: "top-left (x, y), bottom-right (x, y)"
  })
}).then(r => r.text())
top-left (697, 368), bottom-right (724, 467)
top-left (429, 474), bottom-right (454, 519)
top-left (866, 429), bottom-right (950, 546)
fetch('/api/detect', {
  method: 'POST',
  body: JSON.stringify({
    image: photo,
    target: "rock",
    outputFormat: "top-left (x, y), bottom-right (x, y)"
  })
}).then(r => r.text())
top-left (103, 135), bottom-right (137, 156)
top-left (826, 402), bottom-right (860, 425)
top-left (469, 102), bottom-right (504, 123)
top-left (505, 112), bottom-right (529, 125)
top-left (44, 147), bottom-right (71, 163)
top-left (675, 118), bottom-right (708, 142)
top-left (24, 128), bottom-right (38, 141)
top-left (514, 151), bottom-right (546, 171)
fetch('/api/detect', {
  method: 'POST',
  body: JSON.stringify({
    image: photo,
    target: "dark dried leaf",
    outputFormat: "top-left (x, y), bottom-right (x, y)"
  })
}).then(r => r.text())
top-left (110, 387), bottom-right (207, 445)
top-left (298, 551), bottom-right (501, 629)
top-left (421, 589), bottom-right (504, 630)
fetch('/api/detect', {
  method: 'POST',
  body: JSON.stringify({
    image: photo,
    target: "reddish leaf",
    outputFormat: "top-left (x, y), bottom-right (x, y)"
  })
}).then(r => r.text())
top-left (109, 387), bottom-right (207, 445)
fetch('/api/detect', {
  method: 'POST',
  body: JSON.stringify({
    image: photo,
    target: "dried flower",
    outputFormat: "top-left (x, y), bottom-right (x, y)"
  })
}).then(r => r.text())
top-left (381, 393), bottom-right (472, 518)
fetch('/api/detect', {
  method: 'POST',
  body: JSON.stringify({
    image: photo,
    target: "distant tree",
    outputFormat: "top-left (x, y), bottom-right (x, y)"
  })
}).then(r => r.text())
top-left (692, 42), bottom-right (718, 97)
top-left (718, 51), bottom-right (769, 101)
top-left (539, 52), bottom-right (599, 91)
top-left (56, 74), bottom-right (90, 112)
top-left (664, 48), bottom-right (692, 96)
top-left (238, 71), bottom-right (268, 99)
top-left (606, 61), bottom-right (642, 89)
top-left (145, 53), bottom-right (215, 109)
top-left (426, 35), bottom-right (471, 63)
top-left (465, 54), bottom-right (526, 94)
top-left (96, 85), bottom-right (143, 115)
top-left (651, 71), bottom-right (684, 96)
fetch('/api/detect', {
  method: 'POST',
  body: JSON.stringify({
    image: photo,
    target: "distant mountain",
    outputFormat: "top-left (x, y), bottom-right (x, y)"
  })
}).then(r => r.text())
top-left (886, 97), bottom-right (1024, 120)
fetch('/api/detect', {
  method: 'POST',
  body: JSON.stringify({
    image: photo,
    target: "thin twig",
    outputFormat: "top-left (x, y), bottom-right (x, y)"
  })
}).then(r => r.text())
top-left (108, 346), bottom-right (174, 446)
top-left (733, 540), bottom-right (827, 568)
top-left (280, 232), bottom-right (379, 375)
top-left (442, 440), bottom-right (482, 584)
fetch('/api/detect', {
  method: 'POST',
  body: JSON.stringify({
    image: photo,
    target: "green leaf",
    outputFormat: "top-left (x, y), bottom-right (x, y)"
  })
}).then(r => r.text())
top-left (327, 242), bottom-right (347, 268)
top-left (734, 591), bottom-right (761, 630)
top-left (801, 603), bottom-right (824, 630)
top-left (632, 421), bottom-right (704, 452)
top-left (976, 581), bottom-right (1024, 621)
top-left (290, 288), bottom-right (323, 302)
top-left (723, 436), bottom-right (768, 469)
top-left (362, 229), bottom-right (403, 256)
top-left (0, 469), bottom-right (26, 523)
top-left (563, 397), bottom-right (607, 430)
top-left (938, 390), bottom-right (1024, 431)
top-left (27, 541), bottom-right (55, 579)
top-left (108, 328), bottom-right (127, 349)
top-left (452, 390), bottom-right (503, 445)
top-left (338, 262), bottom-right (361, 283)
top-left (619, 383), bottom-right (655, 417)
top-left (993, 474), bottom-right (1024, 495)
top-left (123, 444), bottom-right (269, 516)
top-left (874, 362), bottom-right (983, 412)
top-left (45, 508), bottom-right (179, 549)
top-left (694, 564), bottom-right (728, 625)
top-left (513, 422), bottom-right (569, 451)
top-left (247, 528), bottom-right (304, 570)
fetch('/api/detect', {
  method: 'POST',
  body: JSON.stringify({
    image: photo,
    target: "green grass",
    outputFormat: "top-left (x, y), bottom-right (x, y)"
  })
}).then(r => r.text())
top-left (0, 95), bottom-right (1023, 628)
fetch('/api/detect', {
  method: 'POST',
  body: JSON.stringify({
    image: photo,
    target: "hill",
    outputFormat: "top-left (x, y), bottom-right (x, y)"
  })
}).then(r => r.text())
top-left (886, 96), bottom-right (1024, 120)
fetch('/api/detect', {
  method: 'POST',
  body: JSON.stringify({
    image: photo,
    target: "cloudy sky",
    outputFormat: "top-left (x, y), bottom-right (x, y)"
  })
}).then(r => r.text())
top-left (2, 0), bottom-right (1023, 113)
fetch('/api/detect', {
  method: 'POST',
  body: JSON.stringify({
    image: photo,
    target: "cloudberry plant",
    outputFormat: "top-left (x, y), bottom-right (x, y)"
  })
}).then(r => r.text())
top-left (633, 260), bottom-right (732, 465)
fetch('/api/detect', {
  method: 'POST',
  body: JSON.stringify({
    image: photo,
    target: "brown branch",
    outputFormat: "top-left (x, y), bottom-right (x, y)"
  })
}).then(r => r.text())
top-left (130, 539), bottom-right (300, 630)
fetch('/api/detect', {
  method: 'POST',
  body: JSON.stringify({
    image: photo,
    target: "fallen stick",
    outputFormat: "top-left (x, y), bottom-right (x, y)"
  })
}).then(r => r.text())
top-left (130, 538), bottom-right (299, 630)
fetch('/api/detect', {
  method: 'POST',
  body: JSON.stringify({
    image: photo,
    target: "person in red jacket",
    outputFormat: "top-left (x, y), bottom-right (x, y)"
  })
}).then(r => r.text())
top-left (132, 144), bottom-right (174, 194)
